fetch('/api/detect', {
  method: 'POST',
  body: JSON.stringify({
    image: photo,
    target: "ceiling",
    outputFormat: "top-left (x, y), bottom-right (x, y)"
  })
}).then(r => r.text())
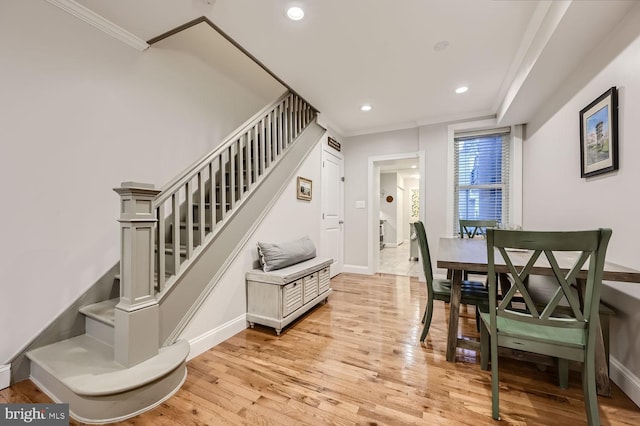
top-left (379, 158), bottom-right (420, 181)
top-left (72, 0), bottom-right (636, 137)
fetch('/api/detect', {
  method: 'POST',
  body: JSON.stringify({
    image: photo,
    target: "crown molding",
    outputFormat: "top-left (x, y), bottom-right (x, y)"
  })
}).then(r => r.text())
top-left (47, 0), bottom-right (149, 51)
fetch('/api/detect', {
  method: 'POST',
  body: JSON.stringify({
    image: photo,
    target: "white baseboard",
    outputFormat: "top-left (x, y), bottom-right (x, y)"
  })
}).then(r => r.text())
top-left (610, 356), bottom-right (640, 407)
top-left (0, 364), bottom-right (10, 390)
top-left (342, 264), bottom-right (372, 275)
top-left (187, 314), bottom-right (247, 361)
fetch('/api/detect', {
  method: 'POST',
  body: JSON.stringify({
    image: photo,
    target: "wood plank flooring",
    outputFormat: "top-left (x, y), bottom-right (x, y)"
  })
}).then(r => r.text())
top-left (3, 272), bottom-right (640, 425)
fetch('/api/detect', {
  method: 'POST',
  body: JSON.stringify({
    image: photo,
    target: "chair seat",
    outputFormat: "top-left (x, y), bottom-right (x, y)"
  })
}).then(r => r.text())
top-left (433, 278), bottom-right (489, 303)
top-left (480, 313), bottom-right (586, 353)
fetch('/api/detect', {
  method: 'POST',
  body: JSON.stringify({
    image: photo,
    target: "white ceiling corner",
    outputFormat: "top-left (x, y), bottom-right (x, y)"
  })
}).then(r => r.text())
top-left (47, 0), bottom-right (149, 51)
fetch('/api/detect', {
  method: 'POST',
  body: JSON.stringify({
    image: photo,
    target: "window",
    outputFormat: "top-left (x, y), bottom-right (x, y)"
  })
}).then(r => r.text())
top-left (454, 129), bottom-right (510, 234)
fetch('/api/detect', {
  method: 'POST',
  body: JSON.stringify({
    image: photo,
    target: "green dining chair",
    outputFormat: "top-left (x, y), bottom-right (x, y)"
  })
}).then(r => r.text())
top-left (413, 221), bottom-right (489, 342)
top-left (459, 219), bottom-right (498, 239)
top-left (479, 228), bottom-right (612, 425)
top-left (458, 219), bottom-right (499, 285)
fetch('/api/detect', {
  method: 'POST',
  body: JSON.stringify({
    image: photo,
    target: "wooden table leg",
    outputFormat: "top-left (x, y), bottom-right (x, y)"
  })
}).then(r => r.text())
top-left (446, 269), bottom-right (462, 362)
top-left (577, 278), bottom-right (611, 396)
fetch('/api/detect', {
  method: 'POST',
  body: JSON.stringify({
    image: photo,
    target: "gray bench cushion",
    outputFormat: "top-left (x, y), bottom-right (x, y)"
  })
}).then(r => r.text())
top-left (257, 235), bottom-right (317, 272)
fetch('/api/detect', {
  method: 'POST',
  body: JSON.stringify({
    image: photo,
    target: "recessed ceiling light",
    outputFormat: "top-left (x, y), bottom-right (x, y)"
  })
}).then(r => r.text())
top-left (287, 6), bottom-right (304, 21)
top-left (411, 165), bottom-right (417, 169)
top-left (361, 104), bottom-right (372, 112)
top-left (455, 86), bottom-right (469, 94)
top-left (433, 40), bottom-right (450, 52)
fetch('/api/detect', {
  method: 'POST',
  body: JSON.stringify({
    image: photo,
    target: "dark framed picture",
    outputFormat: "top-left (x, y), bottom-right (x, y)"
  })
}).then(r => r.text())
top-left (297, 176), bottom-right (312, 201)
top-left (579, 87), bottom-right (618, 178)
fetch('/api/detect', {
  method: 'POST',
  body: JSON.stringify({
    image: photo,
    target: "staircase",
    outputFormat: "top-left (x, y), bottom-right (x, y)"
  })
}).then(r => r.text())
top-left (26, 91), bottom-right (322, 423)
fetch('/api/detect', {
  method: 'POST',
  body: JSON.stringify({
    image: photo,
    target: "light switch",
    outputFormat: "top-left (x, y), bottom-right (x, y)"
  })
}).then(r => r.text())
top-left (355, 200), bottom-right (366, 209)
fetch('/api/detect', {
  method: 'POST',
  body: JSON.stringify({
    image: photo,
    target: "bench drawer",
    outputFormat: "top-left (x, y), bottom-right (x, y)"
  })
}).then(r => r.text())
top-left (319, 267), bottom-right (330, 294)
top-left (282, 280), bottom-right (303, 317)
top-left (303, 273), bottom-right (319, 303)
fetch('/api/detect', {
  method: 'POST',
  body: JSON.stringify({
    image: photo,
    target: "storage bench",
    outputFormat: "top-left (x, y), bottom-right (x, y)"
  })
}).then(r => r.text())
top-left (246, 257), bottom-right (333, 335)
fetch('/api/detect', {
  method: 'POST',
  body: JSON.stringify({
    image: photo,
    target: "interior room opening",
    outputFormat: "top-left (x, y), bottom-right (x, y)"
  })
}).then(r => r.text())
top-left (375, 157), bottom-right (421, 277)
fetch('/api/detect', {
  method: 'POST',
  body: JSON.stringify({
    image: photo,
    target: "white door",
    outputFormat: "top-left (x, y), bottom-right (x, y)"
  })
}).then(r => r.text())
top-left (321, 148), bottom-right (344, 277)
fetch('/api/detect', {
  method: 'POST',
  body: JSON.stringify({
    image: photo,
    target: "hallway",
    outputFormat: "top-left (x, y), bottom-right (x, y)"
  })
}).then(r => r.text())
top-left (378, 241), bottom-right (419, 277)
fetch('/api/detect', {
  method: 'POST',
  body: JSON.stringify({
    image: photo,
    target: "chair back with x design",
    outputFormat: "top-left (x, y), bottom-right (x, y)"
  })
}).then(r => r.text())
top-left (459, 219), bottom-right (498, 239)
top-left (481, 228), bottom-right (611, 425)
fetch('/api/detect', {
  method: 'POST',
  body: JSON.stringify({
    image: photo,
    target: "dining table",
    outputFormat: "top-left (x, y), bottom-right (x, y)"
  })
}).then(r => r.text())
top-left (436, 236), bottom-right (640, 396)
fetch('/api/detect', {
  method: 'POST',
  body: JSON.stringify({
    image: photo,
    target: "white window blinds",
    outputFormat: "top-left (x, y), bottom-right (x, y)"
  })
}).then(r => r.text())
top-left (453, 128), bottom-right (510, 234)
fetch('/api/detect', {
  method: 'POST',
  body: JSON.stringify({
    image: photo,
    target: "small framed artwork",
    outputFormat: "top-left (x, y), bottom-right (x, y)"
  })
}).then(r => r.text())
top-left (297, 176), bottom-right (312, 201)
top-left (579, 87), bottom-right (618, 178)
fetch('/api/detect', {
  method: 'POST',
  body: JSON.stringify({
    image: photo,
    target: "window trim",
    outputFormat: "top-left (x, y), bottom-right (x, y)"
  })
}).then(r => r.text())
top-left (446, 119), bottom-right (522, 236)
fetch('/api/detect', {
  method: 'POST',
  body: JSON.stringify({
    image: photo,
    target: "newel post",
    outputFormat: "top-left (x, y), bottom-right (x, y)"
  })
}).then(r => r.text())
top-left (113, 182), bottom-right (161, 367)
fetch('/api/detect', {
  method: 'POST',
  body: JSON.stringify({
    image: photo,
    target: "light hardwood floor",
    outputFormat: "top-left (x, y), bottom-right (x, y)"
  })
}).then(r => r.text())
top-left (2, 272), bottom-right (639, 425)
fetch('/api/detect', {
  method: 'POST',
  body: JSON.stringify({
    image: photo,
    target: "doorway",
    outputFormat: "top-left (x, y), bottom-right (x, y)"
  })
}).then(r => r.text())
top-left (321, 146), bottom-right (344, 277)
top-left (368, 152), bottom-right (425, 276)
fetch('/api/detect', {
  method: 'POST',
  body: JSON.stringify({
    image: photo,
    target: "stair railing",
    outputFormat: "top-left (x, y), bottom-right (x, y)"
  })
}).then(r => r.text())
top-left (115, 92), bottom-right (317, 304)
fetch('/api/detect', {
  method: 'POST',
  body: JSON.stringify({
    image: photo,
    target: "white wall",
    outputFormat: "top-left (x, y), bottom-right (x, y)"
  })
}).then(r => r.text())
top-left (419, 124), bottom-right (451, 275)
top-left (522, 5), bottom-right (640, 404)
top-left (396, 175), bottom-right (404, 245)
top-left (181, 138), bottom-right (325, 357)
top-left (380, 173), bottom-right (399, 246)
top-left (343, 125), bottom-right (449, 273)
top-left (0, 0), bottom-right (284, 363)
top-left (343, 128), bottom-right (419, 268)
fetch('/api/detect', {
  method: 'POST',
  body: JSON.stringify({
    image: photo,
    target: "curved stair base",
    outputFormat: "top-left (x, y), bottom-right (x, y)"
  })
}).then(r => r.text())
top-left (27, 337), bottom-right (189, 424)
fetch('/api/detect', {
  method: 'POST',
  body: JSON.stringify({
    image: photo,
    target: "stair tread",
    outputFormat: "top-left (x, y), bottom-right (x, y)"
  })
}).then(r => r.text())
top-left (79, 298), bottom-right (118, 326)
top-left (27, 335), bottom-right (189, 396)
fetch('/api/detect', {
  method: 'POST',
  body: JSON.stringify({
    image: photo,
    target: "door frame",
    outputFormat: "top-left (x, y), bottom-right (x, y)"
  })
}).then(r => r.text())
top-left (367, 151), bottom-right (426, 275)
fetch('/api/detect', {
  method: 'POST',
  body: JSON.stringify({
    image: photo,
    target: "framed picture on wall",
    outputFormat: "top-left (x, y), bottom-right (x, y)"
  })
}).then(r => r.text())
top-left (297, 177), bottom-right (312, 201)
top-left (579, 87), bottom-right (618, 178)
